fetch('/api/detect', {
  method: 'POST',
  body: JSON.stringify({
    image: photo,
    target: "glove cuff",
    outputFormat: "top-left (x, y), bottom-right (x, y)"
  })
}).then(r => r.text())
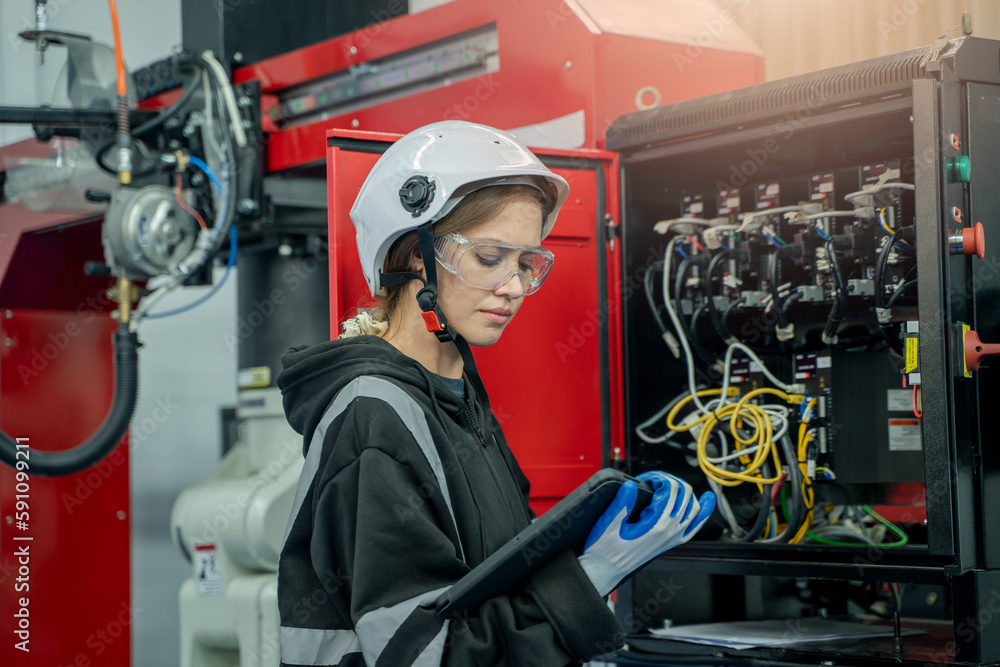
top-left (577, 552), bottom-right (624, 597)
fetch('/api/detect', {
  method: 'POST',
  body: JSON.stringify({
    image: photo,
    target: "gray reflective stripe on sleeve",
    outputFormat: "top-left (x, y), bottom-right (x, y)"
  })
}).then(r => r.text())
top-left (281, 376), bottom-right (465, 562)
top-left (279, 626), bottom-right (360, 666)
top-left (361, 377), bottom-right (464, 562)
top-left (355, 586), bottom-right (450, 666)
top-left (413, 621), bottom-right (449, 667)
top-left (281, 386), bottom-right (351, 549)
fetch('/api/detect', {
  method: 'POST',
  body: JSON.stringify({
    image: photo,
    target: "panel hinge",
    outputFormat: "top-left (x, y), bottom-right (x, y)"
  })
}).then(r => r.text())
top-left (605, 213), bottom-right (620, 252)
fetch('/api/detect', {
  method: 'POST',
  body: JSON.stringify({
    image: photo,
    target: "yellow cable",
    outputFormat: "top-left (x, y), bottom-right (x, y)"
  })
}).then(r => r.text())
top-left (879, 207), bottom-right (894, 236)
top-left (790, 513), bottom-right (812, 544)
top-left (665, 388), bottom-right (738, 432)
top-left (670, 386), bottom-right (819, 544)
top-left (697, 402), bottom-right (782, 485)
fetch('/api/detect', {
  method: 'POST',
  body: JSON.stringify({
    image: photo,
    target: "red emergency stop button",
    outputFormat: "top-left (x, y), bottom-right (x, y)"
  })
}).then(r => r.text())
top-left (964, 222), bottom-right (986, 259)
top-left (949, 222), bottom-right (986, 259)
top-left (964, 329), bottom-right (1000, 372)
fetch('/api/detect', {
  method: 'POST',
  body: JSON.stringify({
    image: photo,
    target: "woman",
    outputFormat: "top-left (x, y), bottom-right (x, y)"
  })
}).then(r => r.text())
top-left (276, 121), bottom-right (713, 667)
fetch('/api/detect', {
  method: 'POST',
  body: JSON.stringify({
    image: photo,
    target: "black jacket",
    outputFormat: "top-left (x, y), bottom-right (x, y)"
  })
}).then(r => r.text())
top-left (275, 336), bottom-right (623, 666)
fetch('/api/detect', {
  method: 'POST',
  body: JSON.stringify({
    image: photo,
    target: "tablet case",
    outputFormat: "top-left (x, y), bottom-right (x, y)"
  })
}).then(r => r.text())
top-left (435, 468), bottom-right (653, 619)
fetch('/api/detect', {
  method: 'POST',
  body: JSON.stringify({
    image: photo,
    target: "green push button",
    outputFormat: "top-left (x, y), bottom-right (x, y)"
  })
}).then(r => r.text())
top-left (947, 155), bottom-right (971, 183)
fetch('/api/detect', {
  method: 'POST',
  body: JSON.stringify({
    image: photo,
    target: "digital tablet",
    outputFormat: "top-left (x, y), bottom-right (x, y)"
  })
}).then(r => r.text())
top-left (435, 468), bottom-right (654, 619)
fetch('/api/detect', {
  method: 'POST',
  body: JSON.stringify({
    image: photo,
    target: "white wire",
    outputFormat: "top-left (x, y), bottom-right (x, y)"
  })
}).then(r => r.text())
top-left (797, 210), bottom-right (862, 222)
top-left (708, 478), bottom-right (743, 536)
top-left (707, 445), bottom-right (762, 464)
top-left (201, 51), bottom-right (248, 147)
top-left (129, 276), bottom-right (183, 331)
top-left (662, 236), bottom-right (710, 414)
top-left (764, 405), bottom-right (790, 443)
top-left (801, 399), bottom-right (816, 425)
top-left (202, 71), bottom-right (227, 167)
top-left (130, 56), bottom-right (237, 334)
top-left (636, 395), bottom-right (682, 439)
top-left (635, 429), bottom-right (671, 444)
top-left (717, 342), bottom-right (795, 403)
top-left (738, 205), bottom-right (808, 231)
top-left (844, 182), bottom-right (915, 202)
top-left (707, 406), bottom-right (787, 468)
top-left (654, 217), bottom-right (713, 235)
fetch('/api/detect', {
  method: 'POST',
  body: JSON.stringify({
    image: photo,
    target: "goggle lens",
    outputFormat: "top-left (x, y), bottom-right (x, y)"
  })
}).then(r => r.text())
top-left (435, 234), bottom-right (554, 294)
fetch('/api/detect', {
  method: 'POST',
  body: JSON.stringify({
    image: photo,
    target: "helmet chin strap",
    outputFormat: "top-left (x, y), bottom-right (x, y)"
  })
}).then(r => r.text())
top-left (381, 222), bottom-right (494, 444)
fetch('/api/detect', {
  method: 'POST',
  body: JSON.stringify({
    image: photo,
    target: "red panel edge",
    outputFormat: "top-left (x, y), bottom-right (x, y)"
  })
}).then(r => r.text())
top-left (603, 155), bottom-right (625, 467)
top-left (326, 146), bottom-right (342, 340)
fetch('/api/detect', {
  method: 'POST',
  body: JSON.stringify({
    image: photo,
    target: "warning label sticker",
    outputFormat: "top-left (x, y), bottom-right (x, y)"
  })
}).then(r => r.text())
top-left (886, 389), bottom-right (912, 413)
top-left (194, 543), bottom-right (223, 596)
top-left (888, 419), bottom-right (922, 451)
top-left (905, 337), bottom-right (919, 373)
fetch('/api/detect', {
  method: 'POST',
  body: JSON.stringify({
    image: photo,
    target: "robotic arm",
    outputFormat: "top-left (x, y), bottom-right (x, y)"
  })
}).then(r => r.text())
top-left (0, 5), bottom-right (257, 476)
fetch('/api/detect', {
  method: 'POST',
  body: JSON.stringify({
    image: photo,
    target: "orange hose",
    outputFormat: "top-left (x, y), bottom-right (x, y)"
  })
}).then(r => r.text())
top-left (108, 0), bottom-right (126, 96)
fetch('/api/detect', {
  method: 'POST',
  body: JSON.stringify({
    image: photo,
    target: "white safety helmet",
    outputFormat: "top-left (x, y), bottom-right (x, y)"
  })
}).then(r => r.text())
top-left (350, 120), bottom-right (570, 297)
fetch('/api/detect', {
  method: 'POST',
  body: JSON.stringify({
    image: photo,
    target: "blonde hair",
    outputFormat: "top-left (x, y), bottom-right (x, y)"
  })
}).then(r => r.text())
top-left (372, 180), bottom-right (556, 324)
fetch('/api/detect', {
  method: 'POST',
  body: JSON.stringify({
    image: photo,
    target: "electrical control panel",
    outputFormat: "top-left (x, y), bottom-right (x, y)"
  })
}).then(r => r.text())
top-left (608, 36), bottom-right (1000, 665)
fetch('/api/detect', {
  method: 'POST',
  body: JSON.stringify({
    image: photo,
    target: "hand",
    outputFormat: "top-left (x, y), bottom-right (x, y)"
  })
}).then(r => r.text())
top-left (577, 471), bottom-right (715, 596)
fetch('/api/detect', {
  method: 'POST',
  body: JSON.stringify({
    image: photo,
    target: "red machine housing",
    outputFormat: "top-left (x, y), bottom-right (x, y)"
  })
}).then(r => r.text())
top-left (235, 0), bottom-right (763, 168)
top-left (0, 140), bottom-right (130, 667)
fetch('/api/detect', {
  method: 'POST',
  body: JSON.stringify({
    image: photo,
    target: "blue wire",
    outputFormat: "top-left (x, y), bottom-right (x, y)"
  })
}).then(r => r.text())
top-left (676, 245), bottom-right (689, 260)
top-left (815, 225), bottom-right (831, 241)
top-left (146, 224), bottom-right (237, 320)
top-left (188, 155), bottom-right (223, 193)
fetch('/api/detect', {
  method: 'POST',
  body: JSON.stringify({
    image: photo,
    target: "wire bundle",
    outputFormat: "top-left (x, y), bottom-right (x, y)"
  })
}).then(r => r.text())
top-left (637, 234), bottom-right (913, 547)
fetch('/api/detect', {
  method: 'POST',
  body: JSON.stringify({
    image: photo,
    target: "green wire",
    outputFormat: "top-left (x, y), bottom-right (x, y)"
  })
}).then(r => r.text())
top-left (780, 485), bottom-right (909, 546)
top-left (863, 505), bottom-right (910, 547)
top-left (804, 531), bottom-right (869, 547)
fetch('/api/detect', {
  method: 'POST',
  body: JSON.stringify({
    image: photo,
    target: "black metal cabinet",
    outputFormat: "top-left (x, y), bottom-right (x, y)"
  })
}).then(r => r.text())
top-left (607, 37), bottom-right (1000, 666)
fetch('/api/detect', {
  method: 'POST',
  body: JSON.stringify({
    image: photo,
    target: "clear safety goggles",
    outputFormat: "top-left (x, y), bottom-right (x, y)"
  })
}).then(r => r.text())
top-left (433, 233), bottom-right (555, 295)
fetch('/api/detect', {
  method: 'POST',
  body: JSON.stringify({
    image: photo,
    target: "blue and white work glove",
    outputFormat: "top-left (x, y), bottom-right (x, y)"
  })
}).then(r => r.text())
top-left (578, 471), bottom-right (716, 596)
